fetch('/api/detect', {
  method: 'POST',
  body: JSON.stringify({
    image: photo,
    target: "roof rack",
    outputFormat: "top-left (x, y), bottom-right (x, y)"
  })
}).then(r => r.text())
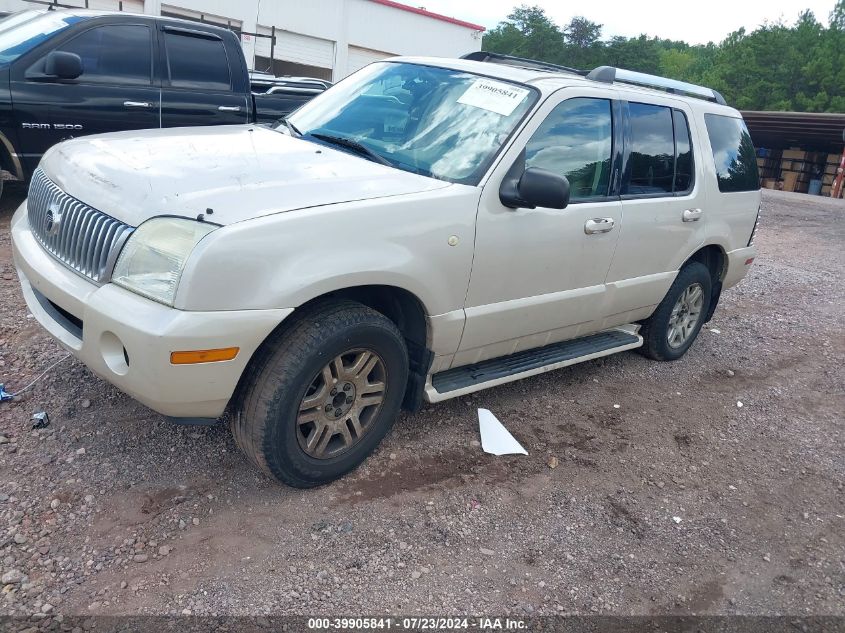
top-left (462, 50), bottom-right (727, 106)
top-left (460, 51), bottom-right (584, 77)
top-left (587, 66), bottom-right (727, 105)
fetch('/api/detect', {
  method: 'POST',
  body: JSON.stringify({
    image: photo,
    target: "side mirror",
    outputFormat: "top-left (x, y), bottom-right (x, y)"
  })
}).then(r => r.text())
top-left (500, 166), bottom-right (571, 210)
top-left (45, 51), bottom-right (83, 80)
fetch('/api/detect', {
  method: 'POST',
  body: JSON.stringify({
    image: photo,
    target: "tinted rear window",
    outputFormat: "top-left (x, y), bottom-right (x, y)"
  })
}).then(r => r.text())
top-left (704, 114), bottom-right (759, 192)
top-left (626, 102), bottom-right (675, 195)
top-left (673, 110), bottom-right (693, 193)
top-left (164, 31), bottom-right (231, 90)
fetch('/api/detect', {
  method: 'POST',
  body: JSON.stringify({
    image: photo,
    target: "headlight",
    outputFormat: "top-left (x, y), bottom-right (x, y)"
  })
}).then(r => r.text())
top-left (111, 217), bottom-right (216, 306)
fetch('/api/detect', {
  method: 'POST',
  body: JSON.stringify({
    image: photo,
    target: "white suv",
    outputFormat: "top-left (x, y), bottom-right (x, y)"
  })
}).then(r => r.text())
top-left (11, 53), bottom-right (761, 487)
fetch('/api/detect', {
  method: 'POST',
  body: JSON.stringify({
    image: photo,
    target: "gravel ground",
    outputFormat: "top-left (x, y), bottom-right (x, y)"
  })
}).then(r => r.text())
top-left (0, 188), bottom-right (842, 621)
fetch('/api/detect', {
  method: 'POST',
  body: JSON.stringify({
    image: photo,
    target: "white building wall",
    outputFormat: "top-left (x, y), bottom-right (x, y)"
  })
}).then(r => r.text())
top-left (346, 0), bottom-right (479, 60)
top-left (0, 0), bottom-right (482, 81)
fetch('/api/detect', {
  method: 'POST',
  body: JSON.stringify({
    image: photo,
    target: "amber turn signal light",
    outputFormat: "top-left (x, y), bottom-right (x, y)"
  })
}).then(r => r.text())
top-left (170, 347), bottom-right (239, 365)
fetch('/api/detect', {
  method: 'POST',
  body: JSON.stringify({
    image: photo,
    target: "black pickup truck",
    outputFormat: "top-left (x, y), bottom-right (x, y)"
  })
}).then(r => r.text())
top-left (0, 9), bottom-right (315, 195)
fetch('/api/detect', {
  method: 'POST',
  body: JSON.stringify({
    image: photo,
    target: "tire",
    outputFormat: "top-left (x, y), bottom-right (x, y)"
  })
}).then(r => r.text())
top-left (638, 261), bottom-right (712, 361)
top-left (232, 301), bottom-right (409, 488)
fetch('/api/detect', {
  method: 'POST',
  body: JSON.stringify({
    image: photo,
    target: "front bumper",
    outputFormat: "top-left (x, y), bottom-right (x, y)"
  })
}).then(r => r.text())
top-left (11, 202), bottom-right (292, 418)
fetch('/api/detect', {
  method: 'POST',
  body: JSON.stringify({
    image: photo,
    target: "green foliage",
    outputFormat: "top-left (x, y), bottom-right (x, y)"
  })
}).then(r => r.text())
top-left (481, 4), bottom-right (845, 112)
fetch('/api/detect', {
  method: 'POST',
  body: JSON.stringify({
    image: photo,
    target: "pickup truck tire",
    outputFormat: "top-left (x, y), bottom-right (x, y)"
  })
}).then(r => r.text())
top-left (233, 301), bottom-right (409, 488)
top-left (638, 262), bottom-right (712, 362)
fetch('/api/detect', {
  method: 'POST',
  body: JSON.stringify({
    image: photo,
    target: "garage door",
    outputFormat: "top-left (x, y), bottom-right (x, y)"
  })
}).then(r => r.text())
top-left (346, 46), bottom-right (394, 76)
top-left (255, 26), bottom-right (335, 71)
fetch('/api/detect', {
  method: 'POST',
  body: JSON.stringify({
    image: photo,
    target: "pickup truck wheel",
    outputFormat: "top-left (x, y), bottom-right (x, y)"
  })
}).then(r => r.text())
top-left (638, 262), bottom-right (712, 361)
top-left (233, 301), bottom-right (408, 488)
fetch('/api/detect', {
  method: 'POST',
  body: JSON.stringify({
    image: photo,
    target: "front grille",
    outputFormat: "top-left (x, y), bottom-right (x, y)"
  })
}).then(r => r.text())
top-left (27, 169), bottom-right (134, 283)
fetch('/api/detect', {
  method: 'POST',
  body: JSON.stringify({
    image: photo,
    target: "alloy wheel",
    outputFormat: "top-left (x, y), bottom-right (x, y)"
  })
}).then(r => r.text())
top-left (667, 282), bottom-right (704, 349)
top-left (296, 349), bottom-right (387, 459)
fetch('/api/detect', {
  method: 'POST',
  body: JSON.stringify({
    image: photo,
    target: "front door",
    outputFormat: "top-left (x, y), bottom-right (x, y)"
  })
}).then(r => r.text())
top-left (456, 88), bottom-right (623, 368)
top-left (10, 22), bottom-right (159, 176)
top-left (158, 26), bottom-right (249, 128)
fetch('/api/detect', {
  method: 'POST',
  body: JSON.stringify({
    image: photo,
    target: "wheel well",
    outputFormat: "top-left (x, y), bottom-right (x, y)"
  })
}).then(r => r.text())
top-left (685, 245), bottom-right (726, 322)
top-left (291, 286), bottom-right (432, 411)
top-left (686, 245), bottom-right (725, 284)
top-left (0, 133), bottom-right (22, 181)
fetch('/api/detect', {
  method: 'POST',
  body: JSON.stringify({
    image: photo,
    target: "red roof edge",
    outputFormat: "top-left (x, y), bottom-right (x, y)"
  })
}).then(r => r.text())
top-left (367, 0), bottom-right (486, 31)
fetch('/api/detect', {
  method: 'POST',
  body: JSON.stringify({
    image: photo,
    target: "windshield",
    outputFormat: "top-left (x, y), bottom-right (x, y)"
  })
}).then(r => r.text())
top-left (285, 62), bottom-right (536, 185)
top-left (0, 11), bottom-right (83, 67)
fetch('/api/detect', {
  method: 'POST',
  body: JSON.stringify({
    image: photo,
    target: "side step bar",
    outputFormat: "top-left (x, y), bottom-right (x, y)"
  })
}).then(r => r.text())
top-left (425, 327), bottom-right (642, 403)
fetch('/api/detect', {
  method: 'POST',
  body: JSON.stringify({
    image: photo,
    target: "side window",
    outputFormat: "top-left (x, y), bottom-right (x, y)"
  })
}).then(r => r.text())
top-left (54, 25), bottom-right (152, 85)
top-left (525, 97), bottom-right (612, 201)
top-left (704, 114), bottom-right (760, 193)
top-left (164, 31), bottom-right (231, 90)
top-left (673, 109), bottom-right (694, 193)
top-left (625, 102), bottom-right (674, 195)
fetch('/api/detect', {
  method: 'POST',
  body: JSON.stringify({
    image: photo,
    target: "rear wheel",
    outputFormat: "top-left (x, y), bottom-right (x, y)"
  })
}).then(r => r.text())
top-left (232, 301), bottom-right (408, 488)
top-left (639, 262), bottom-right (712, 361)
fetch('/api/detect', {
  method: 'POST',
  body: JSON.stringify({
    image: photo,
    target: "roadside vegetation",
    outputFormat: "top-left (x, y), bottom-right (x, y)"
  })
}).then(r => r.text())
top-left (483, 1), bottom-right (845, 112)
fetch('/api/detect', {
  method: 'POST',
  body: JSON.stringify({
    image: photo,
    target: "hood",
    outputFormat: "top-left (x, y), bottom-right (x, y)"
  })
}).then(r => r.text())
top-left (40, 125), bottom-right (451, 226)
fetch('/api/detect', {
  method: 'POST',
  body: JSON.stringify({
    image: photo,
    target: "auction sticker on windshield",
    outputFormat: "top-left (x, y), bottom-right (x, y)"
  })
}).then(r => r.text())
top-left (457, 79), bottom-right (530, 116)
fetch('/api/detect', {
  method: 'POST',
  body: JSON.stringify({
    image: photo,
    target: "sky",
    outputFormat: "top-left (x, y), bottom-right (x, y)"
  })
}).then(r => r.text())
top-left (417, 0), bottom-right (839, 45)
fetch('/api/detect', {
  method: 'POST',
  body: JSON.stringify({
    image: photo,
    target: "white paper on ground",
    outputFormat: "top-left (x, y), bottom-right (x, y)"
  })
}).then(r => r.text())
top-left (478, 408), bottom-right (528, 456)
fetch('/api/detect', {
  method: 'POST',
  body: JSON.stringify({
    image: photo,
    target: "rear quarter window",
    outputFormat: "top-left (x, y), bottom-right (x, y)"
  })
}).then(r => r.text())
top-left (704, 114), bottom-right (759, 193)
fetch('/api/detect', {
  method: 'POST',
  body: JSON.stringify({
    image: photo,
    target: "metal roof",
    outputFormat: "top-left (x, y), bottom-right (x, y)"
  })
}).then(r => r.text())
top-left (741, 110), bottom-right (845, 154)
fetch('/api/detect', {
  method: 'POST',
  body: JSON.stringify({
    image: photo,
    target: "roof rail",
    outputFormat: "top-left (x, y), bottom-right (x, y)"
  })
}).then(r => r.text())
top-left (461, 51), bottom-right (584, 77)
top-left (587, 65), bottom-right (727, 105)
top-left (462, 51), bottom-right (728, 106)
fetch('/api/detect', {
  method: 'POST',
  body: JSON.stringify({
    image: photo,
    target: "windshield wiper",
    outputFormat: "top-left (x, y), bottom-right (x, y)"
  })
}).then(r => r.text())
top-left (281, 118), bottom-right (301, 137)
top-left (309, 133), bottom-right (394, 167)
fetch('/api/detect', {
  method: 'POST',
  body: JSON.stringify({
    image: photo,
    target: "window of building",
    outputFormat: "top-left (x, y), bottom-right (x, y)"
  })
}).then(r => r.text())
top-left (525, 97), bottom-right (613, 201)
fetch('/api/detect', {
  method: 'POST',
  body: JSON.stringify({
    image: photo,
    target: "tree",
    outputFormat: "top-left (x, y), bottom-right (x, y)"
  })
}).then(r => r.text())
top-left (564, 17), bottom-right (602, 48)
top-left (831, 0), bottom-right (845, 29)
top-left (483, 5), bottom-right (564, 61)
top-left (482, 4), bottom-right (845, 112)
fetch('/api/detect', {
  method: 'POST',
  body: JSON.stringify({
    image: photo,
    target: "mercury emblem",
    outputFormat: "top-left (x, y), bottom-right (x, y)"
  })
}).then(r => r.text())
top-left (45, 202), bottom-right (62, 237)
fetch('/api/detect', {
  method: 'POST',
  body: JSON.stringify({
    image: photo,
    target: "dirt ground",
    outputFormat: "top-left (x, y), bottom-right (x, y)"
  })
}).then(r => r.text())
top-left (0, 187), bottom-right (842, 621)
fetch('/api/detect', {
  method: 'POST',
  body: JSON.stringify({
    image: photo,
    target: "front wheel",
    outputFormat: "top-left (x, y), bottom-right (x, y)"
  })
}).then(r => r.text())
top-left (638, 262), bottom-right (712, 361)
top-left (233, 301), bottom-right (409, 488)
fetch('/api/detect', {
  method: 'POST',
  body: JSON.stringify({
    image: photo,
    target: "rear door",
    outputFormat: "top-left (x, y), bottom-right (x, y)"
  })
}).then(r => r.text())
top-left (159, 24), bottom-right (249, 128)
top-left (602, 98), bottom-right (706, 322)
top-left (10, 20), bottom-right (159, 176)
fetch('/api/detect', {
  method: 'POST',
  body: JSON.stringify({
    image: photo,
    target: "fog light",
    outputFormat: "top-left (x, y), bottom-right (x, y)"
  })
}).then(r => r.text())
top-left (170, 347), bottom-right (239, 365)
top-left (100, 331), bottom-right (129, 376)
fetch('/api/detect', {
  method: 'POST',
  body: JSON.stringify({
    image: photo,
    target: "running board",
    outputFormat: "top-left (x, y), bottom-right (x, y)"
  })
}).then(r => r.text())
top-left (425, 327), bottom-right (642, 402)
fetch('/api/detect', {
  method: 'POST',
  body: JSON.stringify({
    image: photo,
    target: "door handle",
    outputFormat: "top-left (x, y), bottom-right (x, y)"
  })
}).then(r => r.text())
top-left (584, 218), bottom-right (615, 235)
top-left (218, 105), bottom-right (242, 112)
top-left (682, 208), bottom-right (703, 222)
top-left (124, 101), bottom-right (153, 108)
